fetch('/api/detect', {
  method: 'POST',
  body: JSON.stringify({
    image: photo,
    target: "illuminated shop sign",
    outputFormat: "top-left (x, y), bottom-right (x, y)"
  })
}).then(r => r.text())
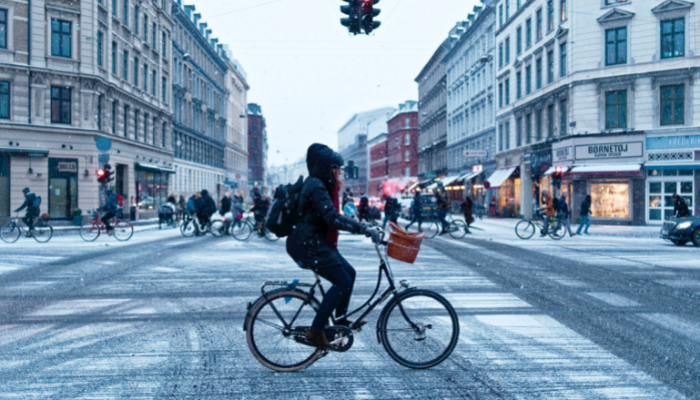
top-left (575, 142), bottom-right (643, 160)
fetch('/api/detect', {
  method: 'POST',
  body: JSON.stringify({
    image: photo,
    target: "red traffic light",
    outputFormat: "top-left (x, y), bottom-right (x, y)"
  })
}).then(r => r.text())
top-left (96, 169), bottom-right (105, 177)
top-left (555, 166), bottom-right (563, 174)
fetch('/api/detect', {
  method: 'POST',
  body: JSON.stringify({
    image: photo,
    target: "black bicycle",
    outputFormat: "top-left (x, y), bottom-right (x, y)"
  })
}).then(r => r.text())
top-left (243, 228), bottom-right (459, 372)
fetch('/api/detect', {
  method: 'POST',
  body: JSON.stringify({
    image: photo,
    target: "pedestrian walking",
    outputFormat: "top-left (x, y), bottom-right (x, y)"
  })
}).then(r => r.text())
top-left (435, 189), bottom-right (449, 235)
top-left (460, 196), bottom-right (474, 234)
top-left (405, 191), bottom-right (423, 232)
top-left (540, 190), bottom-right (556, 237)
top-left (221, 193), bottom-right (232, 215)
top-left (558, 195), bottom-right (576, 237)
top-left (576, 195), bottom-right (592, 235)
top-left (672, 194), bottom-right (691, 218)
top-left (382, 194), bottom-right (399, 229)
top-left (358, 193), bottom-right (370, 222)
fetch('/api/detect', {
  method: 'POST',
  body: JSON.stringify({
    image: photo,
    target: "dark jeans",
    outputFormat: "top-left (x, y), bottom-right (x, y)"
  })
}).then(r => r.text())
top-left (437, 209), bottom-right (448, 230)
top-left (312, 253), bottom-right (356, 331)
top-left (22, 215), bottom-right (37, 230)
top-left (102, 212), bottom-right (116, 230)
top-left (382, 213), bottom-right (398, 229)
top-left (405, 214), bottom-right (422, 231)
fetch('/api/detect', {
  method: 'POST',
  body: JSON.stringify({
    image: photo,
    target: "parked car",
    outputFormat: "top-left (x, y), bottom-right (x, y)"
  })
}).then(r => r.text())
top-left (398, 198), bottom-right (413, 219)
top-left (660, 216), bottom-right (700, 247)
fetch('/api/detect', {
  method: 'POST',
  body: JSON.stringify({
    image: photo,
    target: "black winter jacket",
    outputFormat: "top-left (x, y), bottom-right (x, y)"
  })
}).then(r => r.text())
top-left (580, 199), bottom-right (591, 217)
top-left (15, 192), bottom-right (40, 216)
top-left (287, 144), bottom-right (363, 270)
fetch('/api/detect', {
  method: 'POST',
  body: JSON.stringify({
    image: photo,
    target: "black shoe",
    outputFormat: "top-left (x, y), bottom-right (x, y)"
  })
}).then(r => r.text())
top-left (336, 319), bottom-right (367, 329)
top-left (305, 328), bottom-right (336, 349)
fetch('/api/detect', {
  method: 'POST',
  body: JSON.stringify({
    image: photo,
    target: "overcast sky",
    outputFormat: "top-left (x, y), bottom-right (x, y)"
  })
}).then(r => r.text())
top-left (191, 0), bottom-right (480, 166)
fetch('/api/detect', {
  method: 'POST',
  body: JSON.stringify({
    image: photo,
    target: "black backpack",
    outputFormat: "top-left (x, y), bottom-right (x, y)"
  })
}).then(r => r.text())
top-left (265, 176), bottom-right (304, 238)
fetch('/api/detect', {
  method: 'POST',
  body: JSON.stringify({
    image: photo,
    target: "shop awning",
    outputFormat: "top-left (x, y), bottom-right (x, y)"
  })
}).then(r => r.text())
top-left (406, 181), bottom-right (420, 192)
top-left (543, 166), bottom-right (570, 176)
top-left (644, 163), bottom-right (700, 170)
top-left (0, 148), bottom-right (49, 157)
top-left (484, 166), bottom-right (518, 189)
top-left (427, 174), bottom-right (462, 189)
top-left (569, 164), bottom-right (642, 175)
top-left (136, 162), bottom-right (176, 173)
top-left (457, 170), bottom-right (483, 182)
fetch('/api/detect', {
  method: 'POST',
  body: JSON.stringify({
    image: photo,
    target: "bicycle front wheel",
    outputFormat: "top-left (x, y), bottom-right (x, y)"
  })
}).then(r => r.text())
top-left (0, 222), bottom-right (20, 243)
top-left (548, 221), bottom-right (565, 240)
top-left (180, 219), bottom-right (196, 237)
top-left (423, 221), bottom-right (440, 239)
top-left (515, 220), bottom-right (537, 239)
top-left (379, 289), bottom-right (459, 369)
top-left (210, 220), bottom-right (226, 237)
top-left (231, 221), bottom-right (253, 241)
top-left (246, 290), bottom-right (322, 372)
top-left (33, 221), bottom-right (53, 243)
top-left (80, 221), bottom-right (100, 242)
top-left (113, 221), bottom-right (134, 241)
top-left (448, 220), bottom-right (467, 239)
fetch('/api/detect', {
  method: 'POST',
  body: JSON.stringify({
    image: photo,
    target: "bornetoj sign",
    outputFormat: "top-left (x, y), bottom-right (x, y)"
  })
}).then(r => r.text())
top-left (575, 142), bottom-right (643, 160)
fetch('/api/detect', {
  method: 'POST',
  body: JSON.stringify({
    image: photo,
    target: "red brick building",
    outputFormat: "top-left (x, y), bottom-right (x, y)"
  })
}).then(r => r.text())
top-left (368, 133), bottom-right (387, 197)
top-left (247, 103), bottom-right (267, 192)
top-left (387, 101), bottom-right (419, 180)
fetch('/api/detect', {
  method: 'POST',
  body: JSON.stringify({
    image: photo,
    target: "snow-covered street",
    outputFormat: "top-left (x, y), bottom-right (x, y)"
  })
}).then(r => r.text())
top-left (0, 220), bottom-right (698, 399)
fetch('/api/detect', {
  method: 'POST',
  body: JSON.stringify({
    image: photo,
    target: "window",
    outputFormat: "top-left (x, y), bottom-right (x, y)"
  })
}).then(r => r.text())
top-left (162, 122), bottom-right (166, 147)
top-left (516, 71), bottom-right (522, 99)
top-left (605, 90), bottom-right (627, 129)
top-left (143, 65), bottom-right (148, 91)
top-left (506, 0), bottom-right (510, 20)
top-left (536, 9), bottom-right (542, 40)
top-left (404, 150), bottom-right (410, 162)
top-left (526, 18), bottom-right (532, 47)
top-left (525, 113), bottom-right (532, 143)
top-left (505, 37), bottom-right (510, 64)
top-left (516, 26), bottom-right (522, 54)
top-left (536, 58), bottom-right (542, 89)
top-left (123, 50), bottom-right (129, 80)
top-left (560, 99), bottom-right (567, 135)
top-left (51, 19), bottom-right (71, 58)
top-left (162, 31), bottom-right (167, 56)
top-left (97, 31), bottom-right (104, 67)
top-left (144, 15), bottom-right (148, 40)
top-left (591, 182), bottom-right (629, 219)
top-left (404, 133), bottom-right (410, 145)
top-left (499, 5), bottom-right (503, 27)
top-left (661, 18), bottom-right (684, 59)
top-left (499, 42), bottom-right (503, 68)
top-left (547, 104), bottom-right (554, 137)
top-left (97, 96), bottom-right (102, 131)
top-left (152, 71), bottom-right (156, 96)
top-left (0, 81), bottom-right (9, 119)
top-left (516, 117), bottom-right (522, 147)
top-left (498, 83), bottom-right (503, 108)
top-left (0, 9), bottom-right (8, 49)
top-left (404, 118), bottom-right (410, 128)
top-left (560, 0), bottom-right (566, 21)
top-left (536, 109), bottom-right (542, 139)
top-left (605, 27), bottom-right (627, 66)
top-left (661, 85), bottom-right (684, 126)
top-left (547, 0), bottom-right (554, 31)
top-left (123, 0), bottom-right (129, 26)
top-left (405, 167), bottom-right (411, 177)
top-left (124, 105), bottom-right (129, 137)
top-left (50, 86), bottom-right (71, 124)
top-left (505, 79), bottom-right (510, 105)
top-left (134, 6), bottom-right (139, 34)
top-left (525, 65), bottom-right (532, 94)
top-left (111, 42), bottom-right (117, 74)
top-left (547, 50), bottom-right (554, 83)
top-left (498, 125), bottom-right (503, 151)
top-left (134, 58), bottom-right (139, 86)
top-left (505, 122), bottom-right (510, 149)
top-left (252, 138), bottom-right (257, 149)
top-left (112, 101), bottom-right (117, 133)
top-left (152, 23), bottom-right (157, 47)
top-left (134, 110), bottom-right (139, 140)
top-left (112, 0), bottom-right (117, 15)
top-left (560, 43), bottom-right (567, 76)
top-left (162, 77), bottom-right (167, 102)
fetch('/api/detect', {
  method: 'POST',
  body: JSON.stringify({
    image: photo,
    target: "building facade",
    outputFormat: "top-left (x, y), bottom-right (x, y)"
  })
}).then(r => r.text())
top-left (386, 101), bottom-right (419, 187)
top-left (224, 57), bottom-right (249, 197)
top-left (0, 0), bottom-right (174, 221)
top-left (338, 107), bottom-right (396, 195)
top-left (247, 103), bottom-right (267, 193)
top-left (492, 0), bottom-right (700, 224)
top-left (170, 2), bottom-right (227, 201)
top-left (368, 133), bottom-right (388, 197)
top-left (444, 1), bottom-right (497, 205)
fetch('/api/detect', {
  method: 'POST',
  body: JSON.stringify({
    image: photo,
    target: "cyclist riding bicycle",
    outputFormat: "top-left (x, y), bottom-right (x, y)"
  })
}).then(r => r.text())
top-left (286, 143), bottom-right (380, 350)
top-left (251, 193), bottom-right (271, 233)
top-left (196, 190), bottom-right (217, 231)
top-left (100, 189), bottom-right (120, 234)
top-left (14, 187), bottom-right (41, 231)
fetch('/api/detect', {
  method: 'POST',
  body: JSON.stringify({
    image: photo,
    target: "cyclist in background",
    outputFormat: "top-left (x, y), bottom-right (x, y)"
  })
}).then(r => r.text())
top-left (14, 187), bottom-right (40, 231)
top-left (100, 189), bottom-right (119, 234)
top-left (197, 190), bottom-right (217, 230)
top-left (435, 188), bottom-right (450, 235)
top-left (252, 193), bottom-right (271, 233)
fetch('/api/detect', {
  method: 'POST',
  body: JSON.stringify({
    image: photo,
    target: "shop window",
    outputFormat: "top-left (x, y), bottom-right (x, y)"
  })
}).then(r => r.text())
top-left (661, 18), bottom-right (684, 59)
top-left (0, 156), bottom-right (9, 216)
top-left (606, 90), bottom-right (627, 129)
top-left (591, 181), bottom-right (629, 219)
top-left (50, 86), bottom-right (71, 124)
top-left (51, 19), bottom-right (71, 58)
top-left (136, 169), bottom-right (169, 211)
top-left (661, 85), bottom-right (684, 126)
top-left (560, 43), bottom-right (567, 76)
top-left (0, 81), bottom-right (9, 119)
top-left (605, 27), bottom-right (627, 66)
top-left (560, 99), bottom-right (567, 135)
top-left (48, 158), bottom-right (78, 219)
top-left (97, 31), bottom-right (104, 67)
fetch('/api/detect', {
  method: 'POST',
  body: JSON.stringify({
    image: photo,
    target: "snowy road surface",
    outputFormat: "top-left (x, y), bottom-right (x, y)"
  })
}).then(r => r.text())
top-left (0, 219), bottom-right (698, 399)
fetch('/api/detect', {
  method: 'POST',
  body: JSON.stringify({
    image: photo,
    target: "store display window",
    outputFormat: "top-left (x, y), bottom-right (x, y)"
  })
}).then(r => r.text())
top-left (590, 180), bottom-right (629, 219)
top-left (647, 168), bottom-right (694, 222)
top-left (135, 169), bottom-right (169, 210)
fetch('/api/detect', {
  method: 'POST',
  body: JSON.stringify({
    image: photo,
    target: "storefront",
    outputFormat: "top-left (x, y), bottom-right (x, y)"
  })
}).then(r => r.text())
top-left (530, 148), bottom-right (554, 214)
top-left (135, 163), bottom-right (175, 212)
top-left (48, 158), bottom-right (79, 220)
top-left (552, 133), bottom-right (646, 225)
top-left (645, 134), bottom-right (700, 224)
top-left (484, 166), bottom-right (520, 217)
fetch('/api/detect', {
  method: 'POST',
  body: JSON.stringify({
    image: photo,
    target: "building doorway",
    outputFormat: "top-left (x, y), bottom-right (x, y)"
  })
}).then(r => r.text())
top-left (48, 158), bottom-right (78, 219)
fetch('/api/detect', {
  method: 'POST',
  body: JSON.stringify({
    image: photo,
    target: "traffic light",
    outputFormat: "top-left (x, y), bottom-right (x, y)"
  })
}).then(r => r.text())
top-left (552, 166), bottom-right (563, 187)
top-left (97, 163), bottom-right (114, 185)
top-left (96, 168), bottom-right (106, 184)
top-left (341, 0), bottom-right (361, 35)
top-left (361, 0), bottom-right (381, 34)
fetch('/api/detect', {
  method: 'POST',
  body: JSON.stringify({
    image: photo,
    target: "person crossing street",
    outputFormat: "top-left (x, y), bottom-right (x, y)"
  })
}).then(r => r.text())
top-left (576, 195), bottom-right (592, 235)
top-left (405, 191), bottom-right (423, 232)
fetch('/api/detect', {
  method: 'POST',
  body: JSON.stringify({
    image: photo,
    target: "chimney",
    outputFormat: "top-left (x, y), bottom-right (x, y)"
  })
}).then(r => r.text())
top-left (206, 29), bottom-right (212, 40)
top-left (193, 12), bottom-right (201, 26)
top-left (210, 38), bottom-right (219, 48)
top-left (199, 22), bottom-right (207, 35)
top-left (184, 5), bottom-right (195, 18)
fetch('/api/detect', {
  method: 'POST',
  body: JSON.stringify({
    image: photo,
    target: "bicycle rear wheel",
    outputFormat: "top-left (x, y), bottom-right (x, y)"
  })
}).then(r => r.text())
top-left (378, 289), bottom-right (459, 369)
top-left (33, 221), bottom-right (53, 243)
top-left (80, 221), bottom-right (100, 242)
top-left (180, 219), bottom-right (196, 237)
top-left (0, 222), bottom-right (20, 243)
top-left (210, 220), bottom-right (226, 237)
top-left (246, 290), bottom-right (322, 372)
top-left (548, 221), bottom-right (565, 240)
top-left (422, 221), bottom-right (440, 239)
top-left (448, 220), bottom-right (467, 239)
top-left (231, 221), bottom-right (252, 241)
top-left (113, 221), bottom-right (134, 241)
top-left (515, 220), bottom-right (536, 240)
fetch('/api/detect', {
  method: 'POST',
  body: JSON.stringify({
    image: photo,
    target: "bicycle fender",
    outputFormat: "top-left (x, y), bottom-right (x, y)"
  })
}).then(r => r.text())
top-left (375, 288), bottom-right (420, 344)
top-left (242, 288), bottom-right (313, 332)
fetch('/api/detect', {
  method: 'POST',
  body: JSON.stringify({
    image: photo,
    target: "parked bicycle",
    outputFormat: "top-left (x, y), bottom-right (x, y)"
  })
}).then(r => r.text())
top-left (515, 213), bottom-right (565, 240)
top-left (231, 215), bottom-right (279, 242)
top-left (180, 214), bottom-right (225, 238)
top-left (79, 209), bottom-right (134, 242)
top-left (0, 213), bottom-right (53, 243)
top-left (243, 224), bottom-right (459, 372)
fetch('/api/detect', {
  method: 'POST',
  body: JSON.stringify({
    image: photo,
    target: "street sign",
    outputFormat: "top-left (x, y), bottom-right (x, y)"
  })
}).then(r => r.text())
top-left (235, 174), bottom-right (241, 179)
top-left (96, 137), bottom-right (112, 152)
top-left (344, 202), bottom-right (357, 217)
top-left (98, 154), bottom-right (110, 164)
top-left (464, 150), bottom-right (487, 157)
top-left (424, 172), bottom-right (436, 178)
top-left (472, 165), bottom-right (483, 173)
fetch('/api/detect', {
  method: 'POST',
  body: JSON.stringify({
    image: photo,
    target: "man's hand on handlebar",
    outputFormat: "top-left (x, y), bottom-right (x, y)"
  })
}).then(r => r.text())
top-left (360, 223), bottom-right (382, 244)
